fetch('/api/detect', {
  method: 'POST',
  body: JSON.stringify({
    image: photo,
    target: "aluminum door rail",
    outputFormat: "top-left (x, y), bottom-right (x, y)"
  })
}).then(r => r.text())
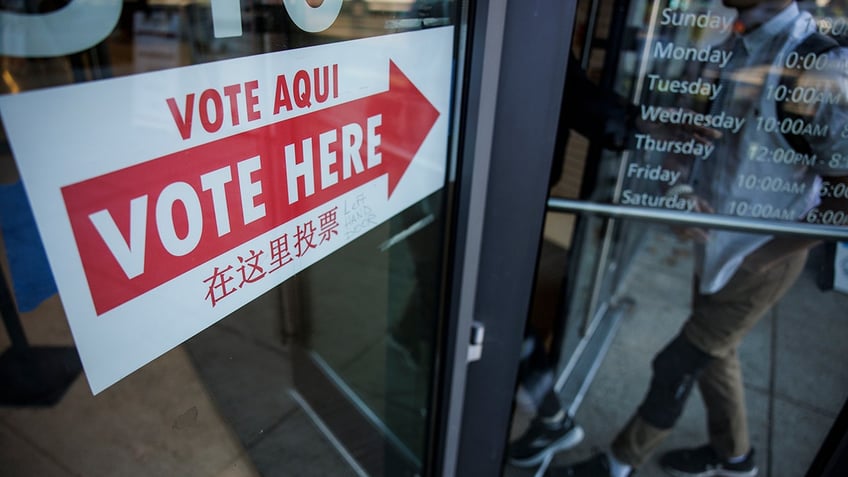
top-left (548, 197), bottom-right (848, 241)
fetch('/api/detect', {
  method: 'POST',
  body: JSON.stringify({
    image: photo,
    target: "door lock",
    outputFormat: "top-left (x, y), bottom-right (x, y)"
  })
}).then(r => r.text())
top-left (467, 321), bottom-right (485, 362)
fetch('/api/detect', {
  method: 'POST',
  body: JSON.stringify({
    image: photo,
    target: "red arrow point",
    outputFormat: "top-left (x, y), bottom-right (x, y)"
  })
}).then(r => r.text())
top-left (382, 61), bottom-right (441, 198)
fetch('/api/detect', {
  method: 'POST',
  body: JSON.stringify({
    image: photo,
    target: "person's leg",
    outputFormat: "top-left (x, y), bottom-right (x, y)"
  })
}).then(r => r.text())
top-left (551, 248), bottom-right (808, 476)
top-left (517, 329), bottom-right (559, 415)
top-left (545, 328), bottom-right (716, 477)
top-left (658, 248), bottom-right (808, 476)
top-left (611, 415), bottom-right (671, 466)
top-left (683, 248), bottom-right (807, 457)
top-left (509, 329), bottom-right (584, 467)
top-left (611, 332), bottom-right (712, 467)
top-left (698, 348), bottom-right (749, 458)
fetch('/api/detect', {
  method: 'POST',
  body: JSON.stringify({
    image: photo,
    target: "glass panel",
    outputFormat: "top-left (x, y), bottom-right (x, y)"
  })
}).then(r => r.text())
top-left (0, 1), bottom-right (462, 476)
top-left (513, 0), bottom-right (848, 476)
top-left (291, 192), bottom-right (445, 473)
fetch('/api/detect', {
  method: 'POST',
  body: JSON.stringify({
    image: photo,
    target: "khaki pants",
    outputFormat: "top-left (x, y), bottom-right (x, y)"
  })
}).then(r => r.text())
top-left (611, 247), bottom-right (809, 467)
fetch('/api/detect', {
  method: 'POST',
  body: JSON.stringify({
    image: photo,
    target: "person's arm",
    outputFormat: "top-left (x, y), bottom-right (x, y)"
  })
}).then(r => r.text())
top-left (561, 54), bottom-right (637, 150)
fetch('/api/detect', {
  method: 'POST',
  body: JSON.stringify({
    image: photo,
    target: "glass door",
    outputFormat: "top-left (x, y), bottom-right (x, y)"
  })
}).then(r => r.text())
top-left (532, 0), bottom-right (848, 476)
top-left (289, 193), bottom-right (448, 476)
top-left (0, 1), bottom-right (473, 476)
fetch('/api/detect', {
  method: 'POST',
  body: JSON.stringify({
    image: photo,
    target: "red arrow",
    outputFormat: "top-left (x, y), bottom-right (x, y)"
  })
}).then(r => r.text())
top-left (61, 60), bottom-right (440, 315)
top-left (257, 60), bottom-right (440, 220)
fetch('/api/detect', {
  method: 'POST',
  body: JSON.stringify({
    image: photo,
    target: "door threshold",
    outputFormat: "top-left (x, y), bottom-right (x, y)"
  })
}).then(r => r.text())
top-left (555, 297), bottom-right (635, 416)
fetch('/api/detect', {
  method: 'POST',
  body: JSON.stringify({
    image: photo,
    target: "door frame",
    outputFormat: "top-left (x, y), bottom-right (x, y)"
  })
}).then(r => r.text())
top-left (443, 1), bottom-right (579, 475)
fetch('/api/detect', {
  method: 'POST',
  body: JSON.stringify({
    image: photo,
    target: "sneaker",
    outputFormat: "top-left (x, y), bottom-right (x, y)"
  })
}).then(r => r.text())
top-left (508, 414), bottom-right (584, 467)
top-left (660, 445), bottom-right (757, 477)
top-left (546, 452), bottom-right (629, 477)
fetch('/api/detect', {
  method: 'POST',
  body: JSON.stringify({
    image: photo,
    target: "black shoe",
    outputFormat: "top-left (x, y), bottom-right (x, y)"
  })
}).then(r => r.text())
top-left (508, 414), bottom-right (584, 467)
top-left (660, 445), bottom-right (757, 477)
top-left (546, 452), bottom-right (629, 477)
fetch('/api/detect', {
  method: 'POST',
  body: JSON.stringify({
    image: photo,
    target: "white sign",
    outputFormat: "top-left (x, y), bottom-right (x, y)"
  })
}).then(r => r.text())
top-left (0, 27), bottom-right (454, 393)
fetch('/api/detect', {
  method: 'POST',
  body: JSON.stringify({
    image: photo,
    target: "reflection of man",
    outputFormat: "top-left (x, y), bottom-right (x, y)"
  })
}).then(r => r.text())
top-left (509, 40), bottom-right (725, 472)
top-left (549, 1), bottom-right (848, 476)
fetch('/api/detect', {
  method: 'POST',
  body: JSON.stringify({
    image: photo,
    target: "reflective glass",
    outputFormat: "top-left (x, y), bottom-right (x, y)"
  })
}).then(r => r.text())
top-left (0, 1), bottom-right (462, 476)
top-left (510, 1), bottom-right (848, 476)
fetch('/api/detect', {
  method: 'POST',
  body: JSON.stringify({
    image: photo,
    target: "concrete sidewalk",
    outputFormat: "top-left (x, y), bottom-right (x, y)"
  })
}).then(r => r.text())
top-left (508, 227), bottom-right (848, 477)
